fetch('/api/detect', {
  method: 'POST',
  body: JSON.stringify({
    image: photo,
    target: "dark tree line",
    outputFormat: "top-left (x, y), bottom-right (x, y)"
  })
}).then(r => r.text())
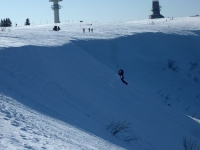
top-left (0, 18), bottom-right (12, 27)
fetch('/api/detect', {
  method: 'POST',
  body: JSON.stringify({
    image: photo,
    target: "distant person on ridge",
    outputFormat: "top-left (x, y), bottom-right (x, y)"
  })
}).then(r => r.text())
top-left (118, 69), bottom-right (128, 85)
top-left (53, 26), bottom-right (57, 31)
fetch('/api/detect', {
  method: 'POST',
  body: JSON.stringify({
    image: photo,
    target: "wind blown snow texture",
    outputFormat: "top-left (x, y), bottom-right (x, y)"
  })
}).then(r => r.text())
top-left (0, 94), bottom-right (124, 150)
top-left (0, 17), bottom-right (200, 150)
top-left (0, 17), bottom-right (200, 48)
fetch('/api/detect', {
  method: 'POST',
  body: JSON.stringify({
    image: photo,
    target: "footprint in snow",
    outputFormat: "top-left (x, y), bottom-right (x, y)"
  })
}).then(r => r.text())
top-left (11, 120), bottom-right (21, 127)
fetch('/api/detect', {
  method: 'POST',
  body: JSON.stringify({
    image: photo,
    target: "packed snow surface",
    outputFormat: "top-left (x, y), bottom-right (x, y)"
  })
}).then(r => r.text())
top-left (0, 17), bottom-right (200, 48)
top-left (0, 17), bottom-right (200, 150)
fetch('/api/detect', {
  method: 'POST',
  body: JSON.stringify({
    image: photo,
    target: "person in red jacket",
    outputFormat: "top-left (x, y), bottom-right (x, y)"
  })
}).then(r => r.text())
top-left (118, 69), bottom-right (128, 85)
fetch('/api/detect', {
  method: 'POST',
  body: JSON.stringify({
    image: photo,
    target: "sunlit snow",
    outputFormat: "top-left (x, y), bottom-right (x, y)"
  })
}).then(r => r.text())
top-left (0, 17), bottom-right (200, 150)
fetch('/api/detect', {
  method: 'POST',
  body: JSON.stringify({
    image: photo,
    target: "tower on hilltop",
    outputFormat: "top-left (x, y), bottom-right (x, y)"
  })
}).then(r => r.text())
top-left (49, 0), bottom-right (62, 23)
top-left (149, 0), bottom-right (164, 19)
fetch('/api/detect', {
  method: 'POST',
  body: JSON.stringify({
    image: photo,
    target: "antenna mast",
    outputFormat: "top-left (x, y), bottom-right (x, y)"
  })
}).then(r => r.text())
top-left (49, 0), bottom-right (62, 23)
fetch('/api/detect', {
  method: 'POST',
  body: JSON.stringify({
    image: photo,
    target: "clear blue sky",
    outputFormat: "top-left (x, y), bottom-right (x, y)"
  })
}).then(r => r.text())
top-left (1, 0), bottom-right (200, 26)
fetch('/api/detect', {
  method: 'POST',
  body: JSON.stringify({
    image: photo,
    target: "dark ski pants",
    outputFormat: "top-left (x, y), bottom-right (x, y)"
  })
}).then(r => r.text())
top-left (121, 78), bottom-right (128, 85)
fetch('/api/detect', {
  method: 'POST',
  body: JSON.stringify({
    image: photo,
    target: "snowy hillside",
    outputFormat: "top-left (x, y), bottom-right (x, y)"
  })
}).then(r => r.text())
top-left (0, 17), bottom-right (200, 150)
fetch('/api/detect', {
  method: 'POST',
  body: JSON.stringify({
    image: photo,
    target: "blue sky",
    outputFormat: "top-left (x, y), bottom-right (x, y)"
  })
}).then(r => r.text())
top-left (1, 0), bottom-right (200, 26)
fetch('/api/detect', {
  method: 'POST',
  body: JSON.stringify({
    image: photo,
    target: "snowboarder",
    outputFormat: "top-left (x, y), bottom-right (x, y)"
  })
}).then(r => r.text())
top-left (118, 69), bottom-right (128, 85)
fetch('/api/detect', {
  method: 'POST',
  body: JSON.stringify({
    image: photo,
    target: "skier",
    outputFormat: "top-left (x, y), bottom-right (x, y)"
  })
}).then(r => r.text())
top-left (118, 69), bottom-right (128, 85)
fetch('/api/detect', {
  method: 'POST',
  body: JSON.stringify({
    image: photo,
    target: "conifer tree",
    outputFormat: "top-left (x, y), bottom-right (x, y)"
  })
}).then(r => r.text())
top-left (25, 18), bottom-right (30, 26)
top-left (0, 18), bottom-right (12, 27)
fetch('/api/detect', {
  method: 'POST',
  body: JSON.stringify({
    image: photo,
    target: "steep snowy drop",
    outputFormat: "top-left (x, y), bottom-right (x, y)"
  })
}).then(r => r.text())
top-left (0, 17), bottom-right (200, 150)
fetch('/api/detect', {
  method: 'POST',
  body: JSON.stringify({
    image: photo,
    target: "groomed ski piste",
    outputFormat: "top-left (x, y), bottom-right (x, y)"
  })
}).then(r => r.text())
top-left (0, 17), bottom-right (200, 150)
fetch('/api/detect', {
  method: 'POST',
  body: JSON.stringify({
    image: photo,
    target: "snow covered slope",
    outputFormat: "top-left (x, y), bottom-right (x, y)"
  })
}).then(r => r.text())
top-left (1, 17), bottom-right (200, 48)
top-left (0, 17), bottom-right (200, 150)
top-left (0, 94), bottom-right (124, 150)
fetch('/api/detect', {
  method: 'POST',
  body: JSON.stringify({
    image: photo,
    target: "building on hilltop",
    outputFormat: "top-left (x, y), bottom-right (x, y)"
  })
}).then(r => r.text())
top-left (149, 0), bottom-right (164, 19)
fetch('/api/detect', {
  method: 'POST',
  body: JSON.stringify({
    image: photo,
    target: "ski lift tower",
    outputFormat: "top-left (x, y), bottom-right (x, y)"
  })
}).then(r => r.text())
top-left (49, 0), bottom-right (62, 23)
top-left (149, 0), bottom-right (164, 19)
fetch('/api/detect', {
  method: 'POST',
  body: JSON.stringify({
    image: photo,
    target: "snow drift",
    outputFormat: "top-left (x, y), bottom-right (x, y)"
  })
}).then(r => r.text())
top-left (0, 17), bottom-right (200, 150)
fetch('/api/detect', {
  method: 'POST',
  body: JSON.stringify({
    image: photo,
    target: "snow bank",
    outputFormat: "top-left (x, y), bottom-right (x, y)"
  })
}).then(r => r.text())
top-left (0, 17), bottom-right (200, 150)
top-left (0, 93), bottom-right (125, 150)
top-left (0, 17), bottom-right (200, 48)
